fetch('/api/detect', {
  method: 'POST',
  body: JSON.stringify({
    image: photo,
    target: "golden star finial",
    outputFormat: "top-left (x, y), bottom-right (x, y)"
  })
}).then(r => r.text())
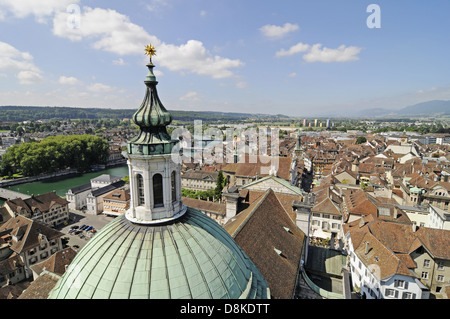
top-left (145, 44), bottom-right (157, 62)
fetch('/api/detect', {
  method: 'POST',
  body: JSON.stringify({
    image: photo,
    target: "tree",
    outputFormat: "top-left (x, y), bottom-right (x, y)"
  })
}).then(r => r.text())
top-left (355, 136), bottom-right (367, 144)
top-left (215, 171), bottom-right (225, 200)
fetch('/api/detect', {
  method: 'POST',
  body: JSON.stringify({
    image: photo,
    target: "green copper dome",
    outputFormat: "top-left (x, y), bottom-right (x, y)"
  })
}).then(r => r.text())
top-left (48, 208), bottom-right (270, 299)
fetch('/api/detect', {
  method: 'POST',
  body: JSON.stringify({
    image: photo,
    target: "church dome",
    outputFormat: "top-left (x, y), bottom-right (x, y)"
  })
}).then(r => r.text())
top-left (48, 207), bottom-right (269, 299)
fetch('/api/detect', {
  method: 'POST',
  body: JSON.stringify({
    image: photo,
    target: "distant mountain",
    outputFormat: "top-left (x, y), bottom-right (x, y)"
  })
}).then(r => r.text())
top-left (400, 100), bottom-right (450, 115)
top-left (353, 100), bottom-right (450, 118)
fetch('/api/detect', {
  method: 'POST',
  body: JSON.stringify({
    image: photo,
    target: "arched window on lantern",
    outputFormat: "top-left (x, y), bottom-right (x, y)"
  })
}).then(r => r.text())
top-left (137, 174), bottom-right (145, 206)
top-left (153, 173), bottom-right (163, 207)
top-left (171, 171), bottom-right (177, 202)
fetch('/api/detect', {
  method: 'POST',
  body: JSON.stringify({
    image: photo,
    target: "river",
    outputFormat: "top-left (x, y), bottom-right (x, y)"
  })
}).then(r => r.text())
top-left (2, 165), bottom-right (129, 203)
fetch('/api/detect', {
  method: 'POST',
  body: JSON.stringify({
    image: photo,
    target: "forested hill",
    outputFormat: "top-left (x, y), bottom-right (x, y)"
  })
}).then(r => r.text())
top-left (0, 106), bottom-right (288, 123)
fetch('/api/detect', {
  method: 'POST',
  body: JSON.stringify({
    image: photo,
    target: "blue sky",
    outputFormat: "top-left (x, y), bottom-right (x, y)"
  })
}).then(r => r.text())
top-left (0, 0), bottom-right (449, 117)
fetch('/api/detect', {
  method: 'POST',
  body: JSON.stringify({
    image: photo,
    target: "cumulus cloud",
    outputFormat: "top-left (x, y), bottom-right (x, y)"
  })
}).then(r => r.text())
top-left (2, 3), bottom-right (243, 81)
top-left (276, 41), bottom-right (362, 63)
top-left (0, 0), bottom-right (78, 23)
top-left (0, 41), bottom-right (43, 84)
top-left (157, 40), bottom-right (244, 79)
top-left (112, 58), bottom-right (127, 66)
top-left (87, 82), bottom-right (113, 93)
top-left (260, 23), bottom-right (299, 39)
top-left (16, 70), bottom-right (43, 84)
top-left (52, 7), bottom-right (158, 55)
top-left (59, 76), bottom-right (81, 85)
top-left (179, 91), bottom-right (201, 102)
top-left (52, 7), bottom-right (243, 79)
top-left (276, 42), bottom-right (310, 57)
top-left (302, 44), bottom-right (362, 63)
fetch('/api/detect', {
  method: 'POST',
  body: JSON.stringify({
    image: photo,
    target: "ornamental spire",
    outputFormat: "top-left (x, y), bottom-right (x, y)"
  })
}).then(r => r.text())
top-left (127, 44), bottom-right (178, 156)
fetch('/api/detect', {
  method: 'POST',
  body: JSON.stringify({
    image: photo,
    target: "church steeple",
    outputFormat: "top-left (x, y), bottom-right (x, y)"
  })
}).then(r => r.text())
top-left (127, 45), bottom-right (178, 157)
top-left (124, 44), bottom-right (186, 225)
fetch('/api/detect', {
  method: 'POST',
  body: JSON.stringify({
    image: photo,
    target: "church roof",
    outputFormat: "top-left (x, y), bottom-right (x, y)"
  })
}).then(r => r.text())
top-left (48, 207), bottom-right (269, 299)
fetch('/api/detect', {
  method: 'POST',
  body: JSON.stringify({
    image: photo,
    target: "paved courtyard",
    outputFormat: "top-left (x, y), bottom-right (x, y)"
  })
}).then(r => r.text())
top-left (55, 210), bottom-right (117, 250)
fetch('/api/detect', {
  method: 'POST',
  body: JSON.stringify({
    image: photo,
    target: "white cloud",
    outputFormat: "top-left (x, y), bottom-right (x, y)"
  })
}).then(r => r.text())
top-left (260, 23), bottom-right (299, 39)
top-left (200, 10), bottom-right (207, 17)
top-left (87, 82), bottom-right (113, 93)
top-left (52, 7), bottom-right (242, 79)
top-left (0, 41), bottom-right (43, 84)
top-left (52, 7), bottom-right (158, 55)
top-left (0, 0), bottom-right (78, 23)
top-left (236, 81), bottom-right (248, 89)
top-left (180, 91), bottom-right (201, 102)
top-left (303, 44), bottom-right (362, 63)
top-left (288, 72), bottom-right (297, 78)
top-left (276, 42), bottom-right (310, 57)
top-left (146, 0), bottom-right (170, 12)
top-left (17, 70), bottom-right (43, 84)
top-left (59, 76), bottom-right (81, 85)
top-left (157, 40), bottom-right (244, 79)
top-left (112, 58), bottom-right (127, 66)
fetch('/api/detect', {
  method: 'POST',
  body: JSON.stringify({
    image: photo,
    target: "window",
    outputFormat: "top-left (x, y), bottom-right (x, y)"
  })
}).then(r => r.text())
top-left (394, 280), bottom-right (407, 289)
top-left (171, 171), bottom-right (176, 202)
top-left (385, 288), bottom-right (396, 298)
top-left (423, 259), bottom-right (431, 268)
top-left (437, 275), bottom-right (444, 283)
top-left (153, 174), bottom-right (164, 207)
top-left (137, 174), bottom-right (145, 206)
top-left (437, 262), bottom-right (444, 270)
top-left (402, 292), bottom-right (415, 299)
top-left (421, 272), bottom-right (429, 280)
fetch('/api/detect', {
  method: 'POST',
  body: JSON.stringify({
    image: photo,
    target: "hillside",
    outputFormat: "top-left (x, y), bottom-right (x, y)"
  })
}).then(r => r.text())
top-left (0, 105), bottom-right (288, 123)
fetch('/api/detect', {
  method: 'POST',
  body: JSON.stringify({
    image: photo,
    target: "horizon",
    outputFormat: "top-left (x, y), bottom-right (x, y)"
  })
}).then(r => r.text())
top-left (1, 1), bottom-right (450, 117)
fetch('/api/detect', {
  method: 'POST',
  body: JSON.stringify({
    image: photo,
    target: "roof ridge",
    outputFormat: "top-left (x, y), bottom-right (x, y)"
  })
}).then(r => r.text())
top-left (231, 189), bottom-right (273, 238)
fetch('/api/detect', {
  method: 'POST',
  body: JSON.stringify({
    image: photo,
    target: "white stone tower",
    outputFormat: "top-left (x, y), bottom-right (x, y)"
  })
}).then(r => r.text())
top-left (123, 45), bottom-right (186, 224)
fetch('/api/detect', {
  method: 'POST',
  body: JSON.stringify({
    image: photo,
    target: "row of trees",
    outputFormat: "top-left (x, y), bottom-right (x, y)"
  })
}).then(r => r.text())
top-left (0, 135), bottom-right (109, 177)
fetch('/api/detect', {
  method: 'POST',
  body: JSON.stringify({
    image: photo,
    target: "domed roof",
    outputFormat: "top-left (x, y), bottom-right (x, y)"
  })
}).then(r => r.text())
top-left (48, 207), bottom-right (269, 299)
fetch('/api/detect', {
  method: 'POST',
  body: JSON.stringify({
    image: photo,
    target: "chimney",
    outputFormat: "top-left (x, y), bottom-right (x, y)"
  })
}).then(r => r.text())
top-left (393, 209), bottom-right (398, 219)
top-left (365, 242), bottom-right (370, 255)
top-left (412, 224), bottom-right (417, 232)
top-left (224, 188), bottom-right (240, 222)
top-left (359, 215), bottom-right (365, 228)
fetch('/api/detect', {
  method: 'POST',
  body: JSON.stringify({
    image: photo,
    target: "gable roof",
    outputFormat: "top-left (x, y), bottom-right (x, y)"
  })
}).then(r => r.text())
top-left (5, 192), bottom-right (68, 216)
top-left (222, 155), bottom-right (293, 181)
top-left (30, 247), bottom-right (77, 277)
top-left (241, 175), bottom-right (302, 196)
top-left (0, 215), bottom-right (64, 254)
top-left (224, 189), bottom-right (305, 299)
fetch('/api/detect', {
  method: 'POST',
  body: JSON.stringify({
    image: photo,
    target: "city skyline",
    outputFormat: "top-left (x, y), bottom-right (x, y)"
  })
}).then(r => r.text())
top-left (0, 1), bottom-right (449, 116)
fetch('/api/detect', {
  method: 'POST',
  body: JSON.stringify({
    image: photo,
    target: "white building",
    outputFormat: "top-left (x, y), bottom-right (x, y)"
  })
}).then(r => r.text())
top-left (346, 220), bottom-right (430, 299)
top-left (66, 174), bottom-right (122, 211)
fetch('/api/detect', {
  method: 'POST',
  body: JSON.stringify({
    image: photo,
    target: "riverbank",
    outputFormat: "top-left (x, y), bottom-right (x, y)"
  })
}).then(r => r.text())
top-left (0, 169), bottom-right (79, 188)
top-left (5, 165), bottom-right (129, 198)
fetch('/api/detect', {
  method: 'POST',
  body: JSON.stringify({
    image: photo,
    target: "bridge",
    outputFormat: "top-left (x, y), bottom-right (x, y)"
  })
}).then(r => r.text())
top-left (0, 188), bottom-right (31, 201)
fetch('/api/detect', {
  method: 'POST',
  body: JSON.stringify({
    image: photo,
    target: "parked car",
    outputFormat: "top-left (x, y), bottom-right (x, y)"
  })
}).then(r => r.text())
top-left (85, 226), bottom-right (93, 232)
top-left (74, 230), bottom-right (82, 235)
top-left (71, 225), bottom-right (79, 230)
top-left (79, 225), bottom-right (87, 230)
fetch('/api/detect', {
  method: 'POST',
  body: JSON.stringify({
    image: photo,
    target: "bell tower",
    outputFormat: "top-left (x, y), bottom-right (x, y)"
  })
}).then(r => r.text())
top-left (124, 44), bottom-right (186, 224)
